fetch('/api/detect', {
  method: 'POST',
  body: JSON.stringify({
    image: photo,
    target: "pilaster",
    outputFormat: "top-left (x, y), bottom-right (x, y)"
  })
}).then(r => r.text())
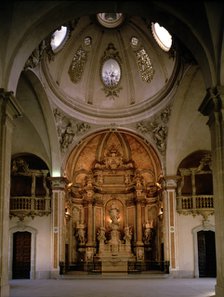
top-left (84, 174), bottom-right (94, 245)
top-left (49, 177), bottom-right (68, 277)
top-left (135, 183), bottom-right (145, 261)
top-left (0, 89), bottom-right (22, 297)
top-left (199, 86), bottom-right (224, 297)
top-left (162, 176), bottom-right (179, 275)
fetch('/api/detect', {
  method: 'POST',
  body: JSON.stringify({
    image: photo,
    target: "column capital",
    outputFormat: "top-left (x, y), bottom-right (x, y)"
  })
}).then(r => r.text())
top-left (84, 193), bottom-right (94, 204)
top-left (0, 88), bottom-right (23, 119)
top-left (199, 85), bottom-right (224, 117)
top-left (162, 176), bottom-right (179, 190)
top-left (49, 176), bottom-right (69, 190)
top-left (135, 196), bottom-right (146, 205)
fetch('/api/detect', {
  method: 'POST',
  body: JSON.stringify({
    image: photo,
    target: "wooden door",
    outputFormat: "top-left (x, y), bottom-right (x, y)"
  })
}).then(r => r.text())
top-left (197, 230), bottom-right (216, 277)
top-left (12, 231), bottom-right (31, 279)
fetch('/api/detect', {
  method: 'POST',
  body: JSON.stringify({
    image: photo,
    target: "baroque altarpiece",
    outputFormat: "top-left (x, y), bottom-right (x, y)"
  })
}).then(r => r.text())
top-left (64, 131), bottom-right (164, 273)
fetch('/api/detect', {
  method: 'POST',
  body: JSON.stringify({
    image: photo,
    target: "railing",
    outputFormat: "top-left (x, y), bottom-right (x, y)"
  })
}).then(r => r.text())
top-left (176, 195), bottom-right (214, 214)
top-left (10, 196), bottom-right (51, 219)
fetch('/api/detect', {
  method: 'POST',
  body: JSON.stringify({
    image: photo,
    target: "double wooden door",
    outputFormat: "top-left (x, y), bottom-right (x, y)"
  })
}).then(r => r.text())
top-left (13, 231), bottom-right (31, 279)
top-left (198, 230), bottom-right (216, 277)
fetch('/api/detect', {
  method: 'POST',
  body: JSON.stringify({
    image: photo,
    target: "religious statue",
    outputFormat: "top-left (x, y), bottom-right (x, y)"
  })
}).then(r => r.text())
top-left (124, 226), bottom-right (132, 243)
top-left (76, 224), bottom-right (86, 245)
top-left (109, 204), bottom-right (120, 226)
top-left (97, 227), bottom-right (106, 242)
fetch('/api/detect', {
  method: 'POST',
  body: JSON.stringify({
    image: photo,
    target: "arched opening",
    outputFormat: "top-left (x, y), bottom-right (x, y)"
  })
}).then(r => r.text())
top-left (10, 154), bottom-right (51, 220)
top-left (63, 129), bottom-right (164, 273)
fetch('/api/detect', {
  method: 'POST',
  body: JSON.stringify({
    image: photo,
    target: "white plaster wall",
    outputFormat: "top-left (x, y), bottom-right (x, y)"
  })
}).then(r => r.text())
top-left (9, 215), bottom-right (51, 279)
top-left (176, 213), bottom-right (215, 278)
top-left (166, 65), bottom-right (211, 175)
top-left (12, 74), bottom-right (51, 167)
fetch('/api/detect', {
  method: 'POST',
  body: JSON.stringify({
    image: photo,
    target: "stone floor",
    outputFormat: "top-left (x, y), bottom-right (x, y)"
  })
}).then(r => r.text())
top-left (10, 275), bottom-right (216, 297)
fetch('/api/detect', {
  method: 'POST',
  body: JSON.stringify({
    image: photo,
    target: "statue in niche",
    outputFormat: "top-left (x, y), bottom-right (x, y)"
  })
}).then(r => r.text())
top-left (109, 203), bottom-right (120, 227)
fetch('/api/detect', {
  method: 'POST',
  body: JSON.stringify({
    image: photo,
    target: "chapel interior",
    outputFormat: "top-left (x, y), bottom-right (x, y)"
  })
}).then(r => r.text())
top-left (0, 2), bottom-right (224, 297)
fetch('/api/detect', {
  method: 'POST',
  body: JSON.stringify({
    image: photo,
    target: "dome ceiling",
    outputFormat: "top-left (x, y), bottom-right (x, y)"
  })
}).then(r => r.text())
top-left (41, 14), bottom-right (178, 124)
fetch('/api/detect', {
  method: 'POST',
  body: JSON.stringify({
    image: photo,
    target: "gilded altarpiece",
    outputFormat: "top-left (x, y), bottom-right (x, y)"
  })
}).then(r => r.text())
top-left (64, 131), bottom-right (163, 273)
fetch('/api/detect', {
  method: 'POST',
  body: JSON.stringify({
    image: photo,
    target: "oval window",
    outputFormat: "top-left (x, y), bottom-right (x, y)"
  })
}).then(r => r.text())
top-left (101, 58), bottom-right (121, 87)
top-left (151, 22), bottom-right (172, 52)
top-left (51, 26), bottom-right (68, 52)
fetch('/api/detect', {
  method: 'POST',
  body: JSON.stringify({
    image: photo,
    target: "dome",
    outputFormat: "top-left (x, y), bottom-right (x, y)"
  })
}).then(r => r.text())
top-left (41, 14), bottom-right (178, 124)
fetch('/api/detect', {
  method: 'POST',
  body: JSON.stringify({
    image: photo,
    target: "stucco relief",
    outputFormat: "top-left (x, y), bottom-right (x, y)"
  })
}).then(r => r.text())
top-left (54, 108), bottom-right (90, 152)
top-left (24, 41), bottom-right (46, 70)
top-left (136, 106), bottom-right (171, 154)
top-left (68, 46), bottom-right (88, 83)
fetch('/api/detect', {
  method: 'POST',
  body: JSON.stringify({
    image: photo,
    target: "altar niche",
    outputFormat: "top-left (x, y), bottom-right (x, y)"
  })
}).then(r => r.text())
top-left (64, 131), bottom-right (164, 274)
top-left (96, 200), bottom-right (134, 273)
top-left (66, 171), bottom-right (162, 273)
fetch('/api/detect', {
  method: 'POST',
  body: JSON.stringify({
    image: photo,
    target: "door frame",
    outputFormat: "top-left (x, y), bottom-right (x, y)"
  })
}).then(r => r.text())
top-left (9, 225), bottom-right (37, 279)
top-left (192, 224), bottom-right (215, 278)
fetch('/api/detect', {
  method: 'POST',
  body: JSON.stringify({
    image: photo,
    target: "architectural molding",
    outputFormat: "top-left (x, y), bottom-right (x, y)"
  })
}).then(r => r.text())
top-left (0, 89), bottom-right (23, 119)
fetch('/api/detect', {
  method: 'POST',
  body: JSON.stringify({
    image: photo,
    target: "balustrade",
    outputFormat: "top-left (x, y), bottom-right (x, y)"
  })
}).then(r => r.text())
top-left (177, 195), bottom-right (214, 213)
top-left (10, 196), bottom-right (51, 218)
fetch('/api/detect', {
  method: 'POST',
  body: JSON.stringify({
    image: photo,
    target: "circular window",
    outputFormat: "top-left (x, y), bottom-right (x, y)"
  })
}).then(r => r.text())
top-left (151, 22), bottom-right (172, 52)
top-left (97, 13), bottom-right (124, 28)
top-left (101, 58), bottom-right (121, 87)
top-left (50, 26), bottom-right (68, 52)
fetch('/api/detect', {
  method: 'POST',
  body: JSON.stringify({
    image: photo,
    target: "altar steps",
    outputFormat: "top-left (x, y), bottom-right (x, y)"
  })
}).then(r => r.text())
top-left (60, 271), bottom-right (170, 279)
